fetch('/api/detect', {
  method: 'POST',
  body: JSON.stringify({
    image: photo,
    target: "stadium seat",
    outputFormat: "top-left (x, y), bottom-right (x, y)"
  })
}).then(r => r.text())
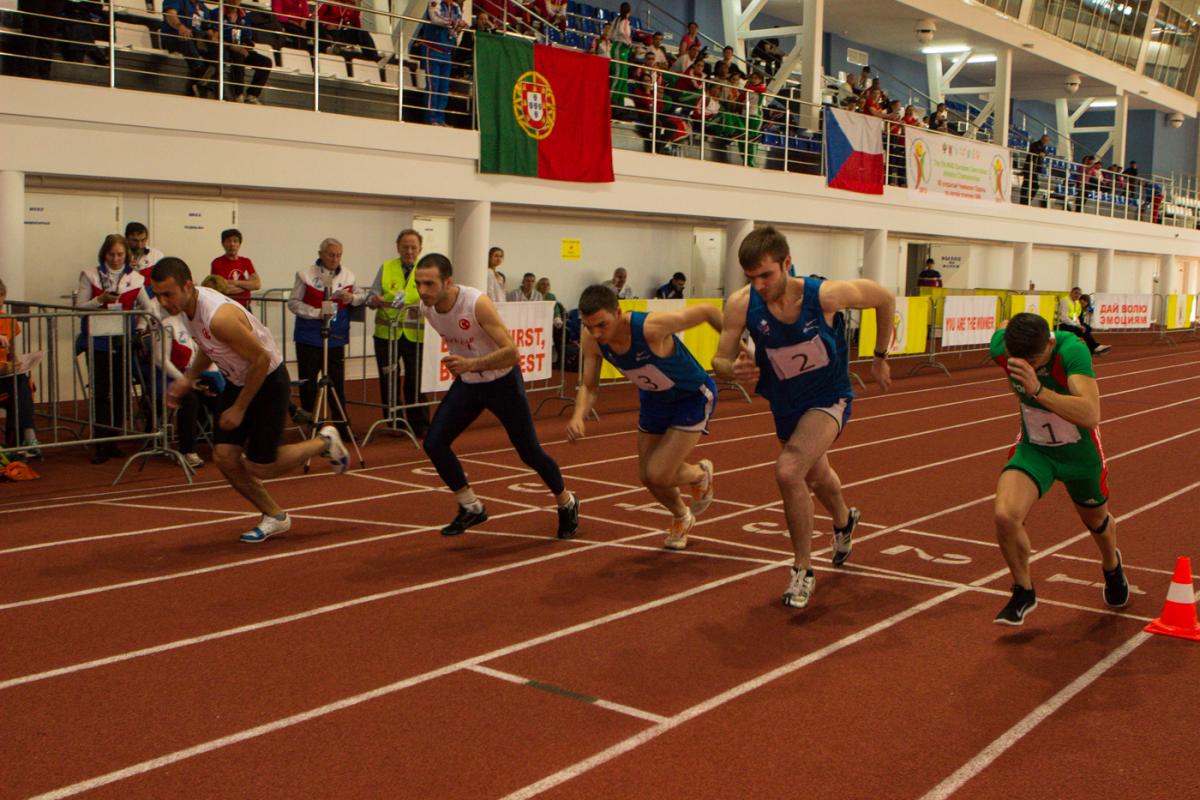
top-left (318, 53), bottom-right (348, 79)
top-left (349, 57), bottom-right (380, 82)
top-left (115, 21), bottom-right (157, 52)
top-left (280, 47), bottom-right (313, 75)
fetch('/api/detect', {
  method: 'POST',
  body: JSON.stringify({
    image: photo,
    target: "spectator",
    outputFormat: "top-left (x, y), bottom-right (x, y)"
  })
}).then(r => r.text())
top-left (0, 278), bottom-right (39, 457)
top-left (209, 0), bottom-right (272, 103)
top-left (678, 21), bottom-right (700, 54)
top-left (287, 237), bottom-right (367, 432)
top-left (670, 42), bottom-right (701, 74)
top-left (531, 0), bottom-right (567, 30)
top-left (272, 0), bottom-right (312, 51)
top-left (417, 0), bottom-right (468, 126)
top-left (714, 45), bottom-right (736, 80)
top-left (147, 296), bottom-right (218, 470)
top-left (1057, 286), bottom-right (1110, 354)
top-left (885, 99), bottom-right (905, 185)
top-left (162, 0), bottom-right (218, 98)
top-left (1125, 160), bottom-right (1138, 177)
top-left (654, 272), bottom-right (687, 299)
top-left (592, 23), bottom-right (612, 57)
top-left (368, 229), bottom-right (425, 434)
top-left (1022, 133), bottom-right (1050, 205)
top-left (645, 31), bottom-right (668, 68)
top-left (602, 267), bottom-right (636, 299)
top-left (751, 37), bottom-right (783, 76)
top-left (508, 272), bottom-right (544, 302)
top-left (861, 86), bottom-right (884, 117)
top-left (125, 222), bottom-right (164, 278)
top-left (930, 102), bottom-right (949, 132)
top-left (836, 72), bottom-right (859, 105)
top-left (609, 2), bottom-right (634, 103)
top-left (486, 246), bottom-right (507, 303)
top-left (60, 0), bottom-right (109, 68)
top-left (75, 234), bottom-right (153, 463)
top-left (209, 228), bottom-right (261, 307)
top-left (917, 257), bottom-right (942, 288)
top-left (317, 0), bottom-right (380, 78)
top-left (536, 277), bottom-right (564, 325)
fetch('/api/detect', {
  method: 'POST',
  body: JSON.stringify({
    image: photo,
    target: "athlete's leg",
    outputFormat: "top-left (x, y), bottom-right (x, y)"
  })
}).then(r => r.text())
top-left (489, 372), bottom-right (570, 504)
top-left (993, 469), bottom-right (1042, 589)
top-left (243, 437), bottom-right (327, 479)
top-left (213, 443), bottom-right (285, 517)
top-left (423, 379), bottom-right (487, 492)
top-left (637, 428), bottom-right (702, 516)
top-left (777, 410), bottom-right (840, 571)
top-left (804, 453), bottom-right (850, 529)
top-left (1073, 501), bottom-right (1117, 568)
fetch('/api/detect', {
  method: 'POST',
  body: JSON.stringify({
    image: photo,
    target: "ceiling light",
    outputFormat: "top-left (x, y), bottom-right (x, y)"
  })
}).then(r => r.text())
top-left (921, 44), bottom-right (971, 54)
top-left (967, 54), bottom-right (997, 63)
top-left (1090, 100), bottom-right (1119, 107)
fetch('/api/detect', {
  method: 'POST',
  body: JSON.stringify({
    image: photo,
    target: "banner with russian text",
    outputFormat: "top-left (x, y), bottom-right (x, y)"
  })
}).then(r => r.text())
top-left (907, 130), bottom-right (1010, 205)
top-left (857, 297), bottom-right (930, 357)
top-left (421, 301), bottom-right (554, 393)
top-left (941, 295), bottom-right (999, 347)
top-left (1091, 294), bottom-right (1153, 330)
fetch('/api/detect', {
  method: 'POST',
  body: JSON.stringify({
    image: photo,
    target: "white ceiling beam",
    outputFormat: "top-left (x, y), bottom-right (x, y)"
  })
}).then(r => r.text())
top-left (736, 25), bottom-right (806, 40)
top-left (739, 0), bottom-right (770, 28)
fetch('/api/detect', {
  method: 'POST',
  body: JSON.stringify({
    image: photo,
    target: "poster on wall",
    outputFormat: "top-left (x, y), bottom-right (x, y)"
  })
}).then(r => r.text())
top-left (907, 132), bottom-right (1011, 205)
top-left (1091, 294), bottom-right (1153, 330)
top-left (929, 244), bottom-right (968, 275)
top-left (421, 301), bottom-right (554, 393)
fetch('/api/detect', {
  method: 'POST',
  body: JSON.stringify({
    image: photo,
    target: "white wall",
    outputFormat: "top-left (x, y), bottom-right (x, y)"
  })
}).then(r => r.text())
top-left (1030, 249), bottom-right (1072, 292)
top-left (773, 227), bottom-right (864, 283)
top-left (1112, 254), bottom-right (1158, 294)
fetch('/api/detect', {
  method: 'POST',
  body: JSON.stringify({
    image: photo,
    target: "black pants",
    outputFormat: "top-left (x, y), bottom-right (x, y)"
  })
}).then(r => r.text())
top-left (1058, 322), bottom-right (1101, 352)
top-left (226, 47), bottom-right (271, 97)
top-left (424, 368), bottom-right (563, 495)
top-left (164, 33), bottom-right (213, 95)
top-left (373, 336), bottom-right (402, 427)
top-left (2, 373), bottom-right (35, 445)
top-left (396, 336), bottom-right (428, 433)
top-left (13, 0), bottom-right (64, 77)
top-left (296, 342), bottom-right (347, 427)
top-left (89, 344), bottom-right (128, 441)
top-left (320, 25), bottom-right (378, 77)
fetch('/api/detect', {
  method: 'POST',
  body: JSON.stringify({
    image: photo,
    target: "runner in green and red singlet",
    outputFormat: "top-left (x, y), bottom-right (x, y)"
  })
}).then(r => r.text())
top-left (988, 312), bottom-right (1129, 626)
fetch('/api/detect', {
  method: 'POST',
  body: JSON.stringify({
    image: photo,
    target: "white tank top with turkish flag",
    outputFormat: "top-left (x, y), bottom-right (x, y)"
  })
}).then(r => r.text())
top-left (421, 285), bottom-right (511, 384)
top-left (185, 287), bottom-right (282, 386)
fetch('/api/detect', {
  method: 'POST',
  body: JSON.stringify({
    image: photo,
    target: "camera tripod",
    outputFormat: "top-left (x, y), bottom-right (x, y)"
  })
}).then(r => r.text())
top-left (303, 313), bottom-right (366, 472)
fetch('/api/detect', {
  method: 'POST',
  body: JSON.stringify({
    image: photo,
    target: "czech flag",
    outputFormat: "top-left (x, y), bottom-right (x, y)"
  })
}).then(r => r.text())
top-left (824, 108), bottom-right (885, 195)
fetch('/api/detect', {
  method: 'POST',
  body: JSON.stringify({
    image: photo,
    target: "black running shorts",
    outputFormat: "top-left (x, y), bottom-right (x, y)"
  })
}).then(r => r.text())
top-left (213, 363), bottom-right (291, 464)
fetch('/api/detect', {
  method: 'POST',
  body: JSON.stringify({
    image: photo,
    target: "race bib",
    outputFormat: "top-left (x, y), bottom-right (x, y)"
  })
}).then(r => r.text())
top-left (621, 363), bottom-right (676, 392)
top-left (1022, 404), bottom-right (1081, 447)
top-left (765, 337), bottom-right (829, 380)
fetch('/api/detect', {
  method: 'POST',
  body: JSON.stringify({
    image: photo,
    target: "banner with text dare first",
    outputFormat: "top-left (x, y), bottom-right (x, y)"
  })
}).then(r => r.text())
top-left (421, 301), bottom-right (554, 393)
top-left (1091, 294), bottom-right (1153, 330)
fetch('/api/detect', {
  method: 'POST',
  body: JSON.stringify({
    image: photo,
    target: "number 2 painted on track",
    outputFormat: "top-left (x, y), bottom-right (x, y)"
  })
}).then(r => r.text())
top-left (880, 544), bottom-right (971, 565)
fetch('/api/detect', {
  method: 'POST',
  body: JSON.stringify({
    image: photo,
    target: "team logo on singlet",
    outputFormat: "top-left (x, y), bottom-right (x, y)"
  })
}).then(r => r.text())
top-left (757, 318), bottom-right (771, 336)
top-left (201, 327), bottom-right (211, 340)
top-left (512, 71), bottom-right (556, 140)
top-left (458, 318), bottom-right (471, 330)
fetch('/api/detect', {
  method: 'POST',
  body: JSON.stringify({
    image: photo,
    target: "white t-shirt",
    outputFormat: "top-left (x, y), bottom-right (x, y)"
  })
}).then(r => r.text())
top-left (421, 285), bottom-right (511, 384)
top-left (185, 287), bottom-right (282, 386)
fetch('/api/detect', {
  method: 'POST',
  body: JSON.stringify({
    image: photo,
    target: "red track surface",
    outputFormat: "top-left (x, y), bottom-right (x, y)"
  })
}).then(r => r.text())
top-left (3, 342), bottom-right (1200, 799)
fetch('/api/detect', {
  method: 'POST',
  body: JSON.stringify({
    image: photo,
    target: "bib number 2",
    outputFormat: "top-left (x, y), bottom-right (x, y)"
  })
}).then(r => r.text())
top-left (765, 337), bottom-right (830, 381)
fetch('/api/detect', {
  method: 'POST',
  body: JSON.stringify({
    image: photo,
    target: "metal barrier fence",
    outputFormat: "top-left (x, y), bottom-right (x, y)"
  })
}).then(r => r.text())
top-left (0, 301), bottom-right (192, 483)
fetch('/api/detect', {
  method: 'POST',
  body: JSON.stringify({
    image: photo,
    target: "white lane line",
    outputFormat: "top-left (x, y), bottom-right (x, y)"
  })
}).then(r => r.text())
top-left (466, 665), bottom-right (669, 725)
top-left (27, 561), bottom-right (779, 800)
top-left (0, 516), bottom-right (258, 556)
top-left (6, 352), bottom-right (1195, 516)
top-left (498, 478), bottom-right (1200, 800)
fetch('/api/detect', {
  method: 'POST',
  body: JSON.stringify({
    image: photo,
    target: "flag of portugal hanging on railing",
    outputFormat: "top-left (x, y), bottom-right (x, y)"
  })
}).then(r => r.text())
top-left (475, 33), bottom-right (614, 183)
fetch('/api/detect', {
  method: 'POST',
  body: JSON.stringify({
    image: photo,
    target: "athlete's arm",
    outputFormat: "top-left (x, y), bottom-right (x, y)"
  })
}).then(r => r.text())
top-left (209, 305), bottom-right (273, 430)
top-left (642, 303), bottom-right (722, 349)
top-left (712, 287), bottom-right (750, 382)
top-left (820, 279), bottom-right (894, 392)
top-left (1007, 360), bottom-right (1101, 429)
top-left (566, 331), bottom-right (603, 442)
top-left (444, 294), bottom-right (518, 376)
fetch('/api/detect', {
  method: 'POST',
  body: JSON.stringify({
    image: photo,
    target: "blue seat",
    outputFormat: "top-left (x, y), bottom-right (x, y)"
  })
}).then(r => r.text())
top-left (630, 15), bottom-right (642, 30)
top-left (567, 1), bottom-right (581, 13)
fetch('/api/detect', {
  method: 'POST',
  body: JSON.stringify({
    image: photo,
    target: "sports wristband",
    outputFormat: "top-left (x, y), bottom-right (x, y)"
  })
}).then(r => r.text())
top-left (872, 349), bottom-right (888, 359)
top-left (1033, 384), bottom-right (1043, 398)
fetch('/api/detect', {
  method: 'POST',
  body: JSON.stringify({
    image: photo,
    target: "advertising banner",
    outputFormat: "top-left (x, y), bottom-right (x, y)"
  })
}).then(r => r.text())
top-left (1091, 294), bottom-right (1153, 330)
top-left (857, 296), bottom-right (931, 357)
top-left (941, 295), bottom-right (999, 347)
top-left (907, 131), bottom-right (1011, 205)
top-left (421, 301), bottom-right (554, 393)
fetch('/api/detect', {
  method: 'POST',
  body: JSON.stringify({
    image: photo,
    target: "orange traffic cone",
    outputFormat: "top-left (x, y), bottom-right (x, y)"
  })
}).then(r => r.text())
top-left (1144, 556), bottom-right (1200, 641)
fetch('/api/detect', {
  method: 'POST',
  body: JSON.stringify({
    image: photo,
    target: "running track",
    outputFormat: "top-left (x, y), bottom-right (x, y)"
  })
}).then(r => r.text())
top-left (2, 342), bottom-right (1199, 799)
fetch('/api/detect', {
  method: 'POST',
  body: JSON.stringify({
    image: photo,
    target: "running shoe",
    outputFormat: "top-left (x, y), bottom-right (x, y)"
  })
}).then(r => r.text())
top-left (831, 507), bottom-right (860, 567)
top-left (994, 584), bottom-right (1037, 625)
top-left (664, 511), bottom-right (694, 550)
top-left (1102, 549), bottom-right (1131, 608)
top-left (689, 459), bottom-right (715, 517)
top-left (442, 504), bottom-right (488, 537)
top-left (1093, 344), bottom-right (1112, 355)
top-left (184, 452), bottom-right (204, 469)
top-left (783, 568), bottom-right (816, 609)
top-left (319, 425), bottom-right (350, 474)
top-left (556, 493), bottom-right (580, 540)
top-left (241, 513), bottom-right (291, 543)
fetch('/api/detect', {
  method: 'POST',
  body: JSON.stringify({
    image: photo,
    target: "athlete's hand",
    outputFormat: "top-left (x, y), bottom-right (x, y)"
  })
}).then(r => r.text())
top-left (441, 355), bottom-right (472, 376)
top-left (219, 405), bottom-right (245, 431)
top-left (1006, 357), bottom-right (1040, 396)
top-left (732, 349), bottom-right (759, 387)
top-left (565, 416), bottom-right (587, 443)
top-left (871, 357), bottom-right (892, 392)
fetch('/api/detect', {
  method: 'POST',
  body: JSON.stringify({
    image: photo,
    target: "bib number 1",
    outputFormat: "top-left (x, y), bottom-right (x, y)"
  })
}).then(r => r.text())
top-left (1021, 404), bottom-right (1081, 447)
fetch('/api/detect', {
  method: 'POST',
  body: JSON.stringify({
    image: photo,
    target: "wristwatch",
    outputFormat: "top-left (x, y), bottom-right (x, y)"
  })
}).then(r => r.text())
top-left (872, 349), bottom-right (888, 359)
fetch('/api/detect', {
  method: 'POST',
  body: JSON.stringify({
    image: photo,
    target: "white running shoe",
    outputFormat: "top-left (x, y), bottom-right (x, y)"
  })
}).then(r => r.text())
top-left (664, 511), bottom-right (694, 550)
top-left (319, 425), bottom-right (350, 474)
top-left (783, 568), bottom-right (815, 609)
top-left (184, 452), bottom-right (204, 469)
top-left (241, 513), bottom-right (291, 543)
top-left (831, 507), bottom-right (860, 567)
top-left (689, 459), bottom-right (715, 517)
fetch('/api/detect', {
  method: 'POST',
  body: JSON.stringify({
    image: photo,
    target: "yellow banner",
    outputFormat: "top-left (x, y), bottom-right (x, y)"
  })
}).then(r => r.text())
top-left (858, 296), bottom-right (930, 357)
top-left (598, 298), bottom-right (723, 380)
top-left (1165, 294), bottom-right (1196, 329)
top-left (1007, 293), bottom-right (1058, 327)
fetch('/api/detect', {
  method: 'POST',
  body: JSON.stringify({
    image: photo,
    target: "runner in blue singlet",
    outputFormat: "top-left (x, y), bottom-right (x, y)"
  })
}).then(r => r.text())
top-left (714, 226), bottom-right (895, 611)
top-left (568, 284), bottom-right (722, 551)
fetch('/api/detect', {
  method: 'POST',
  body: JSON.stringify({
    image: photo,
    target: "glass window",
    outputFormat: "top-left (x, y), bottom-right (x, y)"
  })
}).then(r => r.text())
top-left (1143, 2), bottom-right (1200, 93)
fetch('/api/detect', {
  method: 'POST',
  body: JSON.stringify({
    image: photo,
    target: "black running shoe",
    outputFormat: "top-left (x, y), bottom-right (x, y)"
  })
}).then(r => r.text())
top-left (441, 504), bottom-right (487, 537)
top-left (1102, 550), bottom-right (1131, 608)
top-left (994, 584), bottom-right (1037, 626)
top-left (831, 507), bottom-right (860, 567)
top-left (556, 493), bottom-right (579, 539)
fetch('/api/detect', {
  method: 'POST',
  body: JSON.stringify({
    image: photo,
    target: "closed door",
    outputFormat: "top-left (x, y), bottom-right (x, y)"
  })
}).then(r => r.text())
top-left (413, 215), bottom-right (452, 260)
top-left (691, 226), bottom-right (724, 298)
top-left (26, 192), bottom-right (123, 303)
top-left (150, 197), bottom-right (238, 273)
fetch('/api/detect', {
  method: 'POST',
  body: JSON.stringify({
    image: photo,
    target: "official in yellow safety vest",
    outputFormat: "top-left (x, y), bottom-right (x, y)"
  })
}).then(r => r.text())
top-left (368, 229), bottom-right (428, 434)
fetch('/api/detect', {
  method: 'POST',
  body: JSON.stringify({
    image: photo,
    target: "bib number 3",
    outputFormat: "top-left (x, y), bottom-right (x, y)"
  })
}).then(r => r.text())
top-left (622, 363), bottom-right (676, 392)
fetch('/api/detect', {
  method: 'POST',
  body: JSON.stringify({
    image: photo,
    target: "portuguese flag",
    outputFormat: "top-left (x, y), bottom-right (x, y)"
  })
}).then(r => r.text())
top-left (476, 34), bottom-right (614, 183)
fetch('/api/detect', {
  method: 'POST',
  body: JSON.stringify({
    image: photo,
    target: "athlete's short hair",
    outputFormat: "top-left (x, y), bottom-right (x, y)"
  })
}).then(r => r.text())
top-left (579, 284), bottom-right (619, 315)
top-left (151, 257), bottom-right (193, 287)
top-left (738, 226), bottom-right (790, 269)
top-left (415, 252), bottom-right (452, 280)
top-left (1005, 313), bottom-right (1051, 360)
